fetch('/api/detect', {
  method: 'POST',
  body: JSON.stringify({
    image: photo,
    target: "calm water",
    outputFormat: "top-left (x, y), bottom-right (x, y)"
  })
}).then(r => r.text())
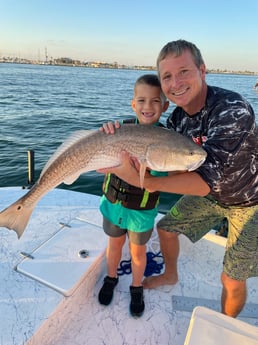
top-left (1, 63), bottom-right (258, 213)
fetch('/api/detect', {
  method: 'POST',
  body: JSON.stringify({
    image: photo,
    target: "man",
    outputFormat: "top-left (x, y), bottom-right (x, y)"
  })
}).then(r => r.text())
top-left (99, 39), bottom-right (258, 318)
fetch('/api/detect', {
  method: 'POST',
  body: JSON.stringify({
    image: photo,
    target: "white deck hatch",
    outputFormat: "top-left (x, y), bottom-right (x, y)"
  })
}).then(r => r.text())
top-left (16, 219), bottom-right (107, 296)
top-left (184, 307), bottom-right (258, 345)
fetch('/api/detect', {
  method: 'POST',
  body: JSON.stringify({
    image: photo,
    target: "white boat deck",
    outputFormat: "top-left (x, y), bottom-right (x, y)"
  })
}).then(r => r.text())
top-left (0, 187), bottom-right (257, 345)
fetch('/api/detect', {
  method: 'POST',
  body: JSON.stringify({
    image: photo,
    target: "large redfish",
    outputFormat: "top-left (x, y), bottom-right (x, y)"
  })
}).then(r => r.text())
top-left (0, 125), bottom-right (207, 238)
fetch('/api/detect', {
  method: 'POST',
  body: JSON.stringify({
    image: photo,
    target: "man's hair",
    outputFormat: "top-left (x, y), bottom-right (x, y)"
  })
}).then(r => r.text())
top-left (134, 74), bottom-right (167, 103)
top-left (157, 39), bottom-right (205, 69)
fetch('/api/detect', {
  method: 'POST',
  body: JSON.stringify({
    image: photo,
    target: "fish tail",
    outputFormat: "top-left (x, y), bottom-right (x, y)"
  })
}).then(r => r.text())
top-left (0, 199), bottom-right (34, 239)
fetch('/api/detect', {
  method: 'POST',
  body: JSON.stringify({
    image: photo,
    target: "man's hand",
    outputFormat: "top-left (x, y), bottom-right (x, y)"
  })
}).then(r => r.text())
top-left (97, 151), bottom-right (142, 188)
top-left (99, 120), bottom-right (120, 134)
top-left (97, 151), bottom-right (154, 191)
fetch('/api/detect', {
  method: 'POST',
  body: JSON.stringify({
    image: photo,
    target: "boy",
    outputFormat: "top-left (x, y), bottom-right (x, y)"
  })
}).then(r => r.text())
top-left (98, 74), bottom-right (169, 317)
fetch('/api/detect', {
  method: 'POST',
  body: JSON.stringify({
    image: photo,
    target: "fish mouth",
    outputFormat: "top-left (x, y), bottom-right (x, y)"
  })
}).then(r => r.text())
top-left (188, 157), bottom-right (206, 171)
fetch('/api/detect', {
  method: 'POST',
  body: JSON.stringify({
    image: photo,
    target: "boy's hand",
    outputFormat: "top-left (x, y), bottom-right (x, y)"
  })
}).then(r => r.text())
top-left (99, 120), bottom-right (120, 134)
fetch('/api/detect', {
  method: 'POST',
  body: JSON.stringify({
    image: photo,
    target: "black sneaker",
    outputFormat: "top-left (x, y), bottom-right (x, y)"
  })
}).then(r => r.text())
top-left (98, 276), bottom-right (118, 305)
top-left (129, 286), bottom-right (145, 317)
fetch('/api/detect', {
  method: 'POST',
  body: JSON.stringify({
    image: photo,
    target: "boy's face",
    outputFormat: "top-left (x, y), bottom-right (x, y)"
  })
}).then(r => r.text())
top-left (131, 84), bottom-right (168, 125)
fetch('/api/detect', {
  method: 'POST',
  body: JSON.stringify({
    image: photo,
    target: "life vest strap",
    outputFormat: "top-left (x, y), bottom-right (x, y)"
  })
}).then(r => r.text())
top-left (103, 174), bottom-right (160, 210)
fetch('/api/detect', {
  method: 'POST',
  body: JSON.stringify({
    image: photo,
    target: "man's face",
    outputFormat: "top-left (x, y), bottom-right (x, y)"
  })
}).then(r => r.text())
top-left (158, 50), bottom-right (206, 115)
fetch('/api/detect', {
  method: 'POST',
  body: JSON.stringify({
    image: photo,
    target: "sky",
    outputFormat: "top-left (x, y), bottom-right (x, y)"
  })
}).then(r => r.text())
top-left (0, 0), bottom-right (258, 72)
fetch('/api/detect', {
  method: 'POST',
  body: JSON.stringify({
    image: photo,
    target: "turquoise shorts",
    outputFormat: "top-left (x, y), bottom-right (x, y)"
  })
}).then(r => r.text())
top-left (100, 195), bottom-right (158, 232)
top-left (157, 195), bottom-right (258, 281)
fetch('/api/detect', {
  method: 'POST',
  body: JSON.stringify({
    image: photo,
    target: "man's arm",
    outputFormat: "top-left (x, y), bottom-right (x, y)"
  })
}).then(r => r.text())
top-left (145, 170), bottom-right (210, 196)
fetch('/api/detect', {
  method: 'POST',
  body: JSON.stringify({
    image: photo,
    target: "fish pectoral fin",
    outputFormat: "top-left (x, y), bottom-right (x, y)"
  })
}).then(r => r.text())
top-left (63, 173), bottom-right (80, 185)
top-left (139, 161), bottom-right (147, 189)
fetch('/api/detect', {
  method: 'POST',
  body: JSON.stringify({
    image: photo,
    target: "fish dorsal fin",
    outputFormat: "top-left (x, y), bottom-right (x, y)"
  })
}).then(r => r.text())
top-left (40, 130), bottom-right (96, 178)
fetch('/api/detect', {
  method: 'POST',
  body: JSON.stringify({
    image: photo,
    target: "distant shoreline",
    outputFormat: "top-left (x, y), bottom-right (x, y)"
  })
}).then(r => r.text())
top-left (1, 60), bottom-right (257, 76)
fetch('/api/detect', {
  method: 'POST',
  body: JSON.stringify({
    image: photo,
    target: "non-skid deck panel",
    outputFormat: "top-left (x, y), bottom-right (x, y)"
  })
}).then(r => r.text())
top-left (172, 295), bottom-right (258, 318)
top-left (16, 219), bottom-right (107, 296)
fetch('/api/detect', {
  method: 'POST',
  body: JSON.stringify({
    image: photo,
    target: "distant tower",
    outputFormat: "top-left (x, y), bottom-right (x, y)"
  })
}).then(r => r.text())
top-left (37, 49), bottom-right (41, 63)
top-left (45, 47), bottom-right (48, 64)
